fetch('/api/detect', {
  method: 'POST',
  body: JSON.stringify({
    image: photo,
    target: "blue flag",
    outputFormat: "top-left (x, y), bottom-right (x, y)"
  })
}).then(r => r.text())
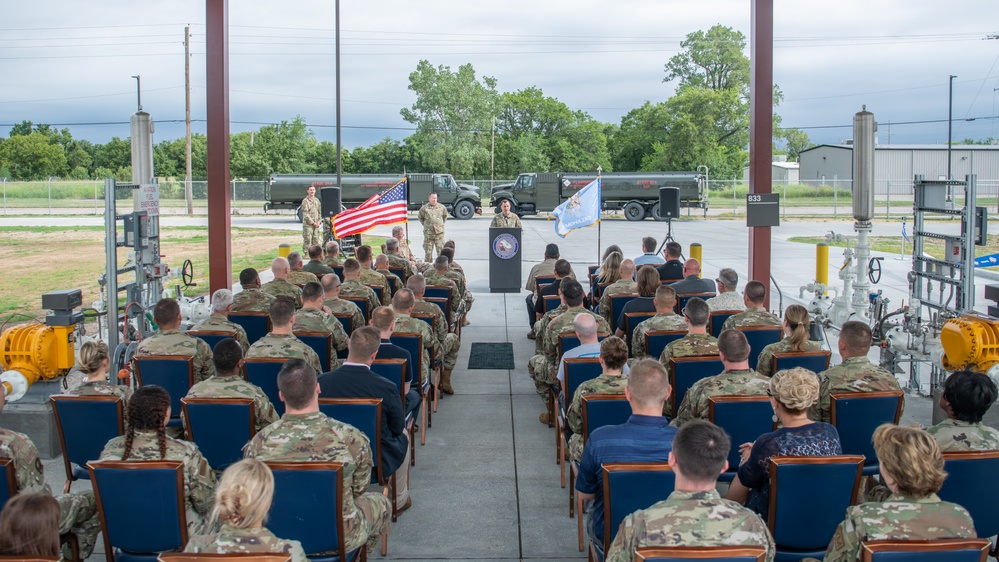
top-left (974, 253), bottom-right (999, 268)
top-left (552, 178), bottom-right (601, 238)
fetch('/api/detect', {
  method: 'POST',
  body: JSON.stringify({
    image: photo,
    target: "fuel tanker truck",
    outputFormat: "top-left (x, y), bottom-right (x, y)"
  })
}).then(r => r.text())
top-left (266, 173), bottom-right (482, 221)
top-left (489, 171), bottom-right (706, 221)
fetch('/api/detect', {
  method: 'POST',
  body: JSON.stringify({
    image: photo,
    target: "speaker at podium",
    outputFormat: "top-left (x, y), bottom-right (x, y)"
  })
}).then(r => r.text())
top-left (489, 227), bottom-right (522, 293)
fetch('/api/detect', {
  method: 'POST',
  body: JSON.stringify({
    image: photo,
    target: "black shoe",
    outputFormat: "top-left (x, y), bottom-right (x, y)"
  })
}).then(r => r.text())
top-left (527, 330), bottom-right (536, 340)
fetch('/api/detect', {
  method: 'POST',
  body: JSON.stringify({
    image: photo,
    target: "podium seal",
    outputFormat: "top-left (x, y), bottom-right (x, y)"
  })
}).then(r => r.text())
top-left (492, 233), bottom-right (519, 260)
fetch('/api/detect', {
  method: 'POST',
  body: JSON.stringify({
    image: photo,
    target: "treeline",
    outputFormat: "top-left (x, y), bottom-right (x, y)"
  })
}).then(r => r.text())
top-left (1, 25), bottom-right (828, 182)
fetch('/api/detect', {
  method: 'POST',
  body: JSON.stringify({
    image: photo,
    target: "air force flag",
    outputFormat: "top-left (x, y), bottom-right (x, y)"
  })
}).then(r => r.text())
top-left (551, 178), bottom-right (601, 238)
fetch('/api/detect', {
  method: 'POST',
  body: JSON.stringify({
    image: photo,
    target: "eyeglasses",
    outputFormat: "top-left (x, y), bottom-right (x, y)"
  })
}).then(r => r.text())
top-left (765, 389), bottom-right (773, 397)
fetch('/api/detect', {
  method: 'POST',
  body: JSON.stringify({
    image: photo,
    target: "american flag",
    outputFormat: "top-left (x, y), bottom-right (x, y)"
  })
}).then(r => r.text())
top-left (332, 179), bottom-right (408, 238)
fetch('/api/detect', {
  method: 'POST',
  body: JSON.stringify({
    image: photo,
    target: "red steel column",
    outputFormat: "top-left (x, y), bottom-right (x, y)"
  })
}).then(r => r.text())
top-left (206, 0), bottom-right (232, 293)
top-left (749, 0), bottom-right (773, 309)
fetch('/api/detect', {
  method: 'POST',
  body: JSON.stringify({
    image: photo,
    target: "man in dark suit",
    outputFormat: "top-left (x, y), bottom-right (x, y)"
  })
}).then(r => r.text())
top-left (318, 326), bottom-right (413, 514)
top-left (534, 258), bottom-right (572, 321)
top-left (655, 241), bottom-right (685, 281)
top-left (370, 306), bottom-right (421, 418)
top-left (669, 258), bottom-right (717, 295)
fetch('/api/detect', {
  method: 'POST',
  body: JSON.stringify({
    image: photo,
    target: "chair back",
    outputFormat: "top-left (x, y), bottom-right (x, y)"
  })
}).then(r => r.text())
top-left (229, 312), bottom-right (271, 346)
top-left (243, 358), bottom-right (287, 417)
top-left (50, 395), bottom-right (125, 488)
top-left (636, 546), bottom-right (766, 561)
top-left (181, 397), bottom-right (255, 471)
top-left (331, 266), bottom-right (344, 281)
top-left (668, 356), bottom-right (724, 416)
top-left (736, 326), bottom-right (784, 371)
top-left (830, 390), bottom-right (903, 472)
top-left (543, 295), bottom-right (561, 314)
top-left (563, 359), bottom-right (603, 408)
top-left (318, 399), bottom-right (384, 485)
top-left (385, 276), bottom-right (401, 295)
top-left (609, 293), bottom-right (639, 327)
top-left (332, 313), bottom-right (353, 335)
top-left (676, 292), bottom-right (715, 314)
top-left (366, 284), bottom-right (384, 303)
top-left (388, 266), bottom-right (406, 281)
top-left (535, 276), bottom-right (557, 298)
top-left (342, 296), bottom-right (371, 324)
top-left (265, 462), bottom-right (352, 558)
top-left (425, 297), bottom-right (450, 323)
top-left (708, 395), bottom-right (775, 477)
top-left (708, 310), bottom-right (741, 338)
top-left (645, 330), bottom-right (687, 361)
top-left (558, 332), bottom-right (609, 358)
top-left (370, 359), bottom-right (407, 413)
top-left (293, 331), bottom-right (333, 373)
top-left (602, 463), bottom-right (676, 555)
top-left (581, 394), bottom-right (632, 441)
top-left (860, 539), bottom-right (990, 562)
top-left (133, 356), bottom-right (194, 423)
top-left (939, 450), bottom-right (999, 539)
top-left (412, 313), bottom-right (435, 331)
top-left (594, 282), bottom-right (611, 300)
top-left (0, 459), bottom-right (16, 512)
top-left (771, 350), bottom-right (831, 377)
top-left (624, 312), bottom-right (656, 349)
top-left (768, 455), bottom-right (863, 551)
top-left (88, 460), bottom-right (188, 556)
top-left (159, 554), bottom-right (293, 562)
top-left (425, 285), bottom-right (453, 301)
top-left (187, 331), bottom-right (234, 351)
top-left (390, 333), bottom-right (424, 382)
top-left (588, 265), bottom-right (600, 277)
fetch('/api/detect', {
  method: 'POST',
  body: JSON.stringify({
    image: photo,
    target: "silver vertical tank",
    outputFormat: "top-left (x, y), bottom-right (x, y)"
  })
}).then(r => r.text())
top-left (852, 107), bottom-right (876, 221)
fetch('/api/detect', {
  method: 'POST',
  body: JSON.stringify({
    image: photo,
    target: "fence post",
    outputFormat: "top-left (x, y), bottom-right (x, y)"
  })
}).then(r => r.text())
top-left (732, 179), bottom-right (737, 216)
top-left (48, 177), bottom-right (52, 215)
top-left (2, 177), bottom-right (6, 215)
top-left (782, 181), bottom-right (787, 220)
top-left (833, 175), bottom-right (838, 219)
top-left (886, 182), bottom-right (891, 220)
top-left (231, 179), bottom-right (236, 208)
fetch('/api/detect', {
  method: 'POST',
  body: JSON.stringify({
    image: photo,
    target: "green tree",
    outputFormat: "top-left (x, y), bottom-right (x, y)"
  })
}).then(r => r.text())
top-left (400, 60), bottom-right (498, 178)
top-left (308, 141), bottom-right (352, 175)
top-left (610, 102), bottom-right (671, 172)
top-left (779, 128), bottom-right (812, 161)
top-left (0, 133), bottom-right (68, 180)
top-left (92, 137), bottom-right (131, 176)
top-left (663, 25), bottom-right (750, 92)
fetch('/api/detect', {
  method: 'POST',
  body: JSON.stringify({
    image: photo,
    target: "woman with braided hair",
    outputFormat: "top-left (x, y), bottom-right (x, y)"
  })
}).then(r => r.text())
top-left (99, 385), bottom-right (217, 535)
top-left (185, 459), bottom-right (306, 562)
top-left (754, 304), bottom-right (823, 377)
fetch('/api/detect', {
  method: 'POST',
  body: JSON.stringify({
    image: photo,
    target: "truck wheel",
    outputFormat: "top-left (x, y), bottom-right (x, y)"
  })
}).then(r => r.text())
top-left (651, 203), bottom-right (669, 222)
top-left (296, 206), bottom-right (303, 222)
top-left (623, 201), bottom-right (647, 221)
top-left (453, 200), bottom-right (475, 220)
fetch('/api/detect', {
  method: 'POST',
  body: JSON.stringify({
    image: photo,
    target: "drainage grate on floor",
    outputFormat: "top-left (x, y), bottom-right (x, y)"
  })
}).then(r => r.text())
top-left (467, 342), bottom-right (515, 370)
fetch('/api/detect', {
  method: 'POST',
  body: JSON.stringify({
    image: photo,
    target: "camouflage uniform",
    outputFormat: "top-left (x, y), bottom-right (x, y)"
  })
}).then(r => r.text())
top-left (818, 494), bottom-right (975, 562)
top-left (185, 374), bottom-right (279, 433)
top-left (101, 430), bottom-right (217, 536)
top-left (445, 266), bottom-right (474, 312)
top-left (418, 201), bottom-right (448, 261)
top-left (385, 252), bottom-right (414, 280)
top-left (705, 291), bottom-right (746, 312)
top-left (66, 379), bottom-right (133, 404)
top-left (247, 333), bottom-right (323, 377)
top-left (424, 272), bottom-right (463, 321)
top-left (303, 260), bottom-right (334, 276)
top-left (193, 313), bottom-right (250, 353)
top-left (287, 270), bottom-right (320, 286)
top-left (376, 269), bottom-right (402, 296)
top-left (812, 356), bottom-right (902, 423)
top-left (721, 306), bottom-right (781, 331)
top-left (232, 288), bottom-right (275, 313)
top-left (755, 337), bottom-right (823, 378)
top-left (397, 239), bottom-right (416, 262)
top-left (339, 280), bottom-right (379, 318)
top-left (533, 304), bottom-right (568, 354)
top-left (393, 312), bottom-right (442, 383)
top-left (567, 374), bottom-right (629, 461)
top-left (414, 299), bottom-right (460, 373)
top-left (926, 418), bottom-right (999, 452)
top-left (359, 268), bottom-right (391, 306)
top-left (490, 213), bottom-right (522, 228)
top-left (528, 307), bottom-right (609, 400)
top-left (323, 254), bottom-right (342, 268)
top-left (525, 258), bottom-right (560, 293)
top-left (0, 428), bottom-right (102, 559)
top-left (323, 297), bottom-right (364, 334)
top-left (261, 278), bottom-right (304, 309)
top-left (301, 194), bottom-right (323, 252)
top-left (598, 279), bottom-right (638, 326)
top-left (185, 524), bottom-right (307, 562)
top-left (132, 329), bottom-right (216, 384)
top-left (632, 313), bottom-right (687, 359)
top-left (671, 369), bottom-right (769, 427)
top-left (605, 490), bottom-right (776, 562)
top-left (293, 307), bottom-right (349, 369)
top-left (243, 411), bottom-right (391, 553)
top-left (659, 333), bottom-right (719, 366)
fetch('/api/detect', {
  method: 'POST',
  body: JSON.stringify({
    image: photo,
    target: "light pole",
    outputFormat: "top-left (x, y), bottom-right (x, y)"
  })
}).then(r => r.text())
top-left (490, 116), bottom-right (496, 187)
top-left (335, 0), bottom-right (342, 188)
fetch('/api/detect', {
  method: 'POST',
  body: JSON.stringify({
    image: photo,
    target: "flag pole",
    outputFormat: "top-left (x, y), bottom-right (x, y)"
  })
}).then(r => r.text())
top-left (404, 178), bottom-right (410, 243)
top-left (596, 166), bottom-right (603, 264)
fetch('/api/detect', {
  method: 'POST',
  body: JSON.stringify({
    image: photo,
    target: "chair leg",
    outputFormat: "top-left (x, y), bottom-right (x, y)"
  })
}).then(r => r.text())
top-left (63, 479), bottom-right (72, 494)
top-left (420, 396), bottom-right (427, 446)
top-left (577, 492), bottom-right (584, 552)
top-left (381, 531), bottom-right (388, 557)
top-left (432, 368), bottom-right (440, 413)
top-left (569, 463), bottom-right (576, 518)
top-left (389, 476), bottom-right (398, 522)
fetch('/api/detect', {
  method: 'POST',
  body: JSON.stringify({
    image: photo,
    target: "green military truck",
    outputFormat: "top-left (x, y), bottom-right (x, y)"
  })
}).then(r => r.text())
top-left (489, 171), bottom-right (706, 221)
top-left (266, 173), bottom-right (482, 220)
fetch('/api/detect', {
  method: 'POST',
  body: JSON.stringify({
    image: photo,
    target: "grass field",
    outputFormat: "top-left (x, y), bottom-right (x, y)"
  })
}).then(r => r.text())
top-left (787, 234), bottom-right (999, 270)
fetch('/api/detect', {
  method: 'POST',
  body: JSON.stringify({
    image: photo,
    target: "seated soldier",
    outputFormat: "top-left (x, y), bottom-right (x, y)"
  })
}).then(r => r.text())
top-left (246, 298), bottom-right (323, 375)
top-left (293, 282), bottom-right (349, 370)
top-left (390, 289), bottom-right (442, 390)
top-left (286, 252), bottom-right (319, 286)
top-left (391, 225), bottom-right (418, 265)
top-left (535, 259), bottom-right (571, 323)
top-left (232, 267), bottom-right (276, 313)
top-left (557, 314), bottom-right (631, 409)
top-left (319, 327), bottom-right (413, 515)
top-left (339, 258), bottom-right (380, 318)
top-left (526, 244), bottom-right (564, 334)
top-left (0, 385), bottom-right (102, 559)
top-left (668, 258), bottom-right (716, 295)
top-left (193, 288), bottom-right (250, 353)
top-left (605, 420), bottom-right (775, 562)
top-left (442, 240), bottom-right (466, 275)
top-left (755, 304), bottom-right (822, 377)
top-left (132, 298), bottom-right (215, 384)
top-left (630, 285), bottom-right (687, 359)
top-left (597, 259), bottom-right (637, 327)
top-left (721, 280), bottom-right (780, 331)
top-left (321, 273), bottom-right (365, 334)
top-left (243, 359), bottom-right (391, 554)
top-left (370, 306), bottom-right (421, 418)
top-left (658, 298), bottom-right (717, 417)
top-left (407, 274), bottom-right (460, 391)
top-left (425, 256), bottom-right (463, 323)
top-left (812, 321), bottom-right (902, 423)
top-left (614, 266), bottom-right (661, 338)
top-left (373, 254), bottom-right (402, 296)
top-left (671, 329), bottom-right (769, 427)
top-left (323, 240), bottom-right (342, 268)
top-left (440, 246), bottom-right (472, 324)
top-left (303, 244), bottom-right (335, 276)
top-left (567, 337), bottom-right (630, 461)
top-left (575, 360), bottom-right (676, 552)
top-left (261, 257), bottom-right (304, 308)
top-left (355, 245), bottom-right (391, 306)
top-left (65, 340), bottom-right (132, 405)
top-left (383, 237), bottom-right (414, 281)
top-left (927, 369), bottom-right (999, 451)
top-left (100, 385), bottom-right (217, 536)
top-left (184, 338), bottom-right (279, 433)
top-left (706, 268), bottom-right (746, 312)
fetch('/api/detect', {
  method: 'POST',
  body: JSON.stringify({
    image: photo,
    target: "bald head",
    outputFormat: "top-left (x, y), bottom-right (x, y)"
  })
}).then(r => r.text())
top-left (682, 258), bottom-right (701, 278)
top-left (375, 254), bottom-right (389, 268)
top-left (271, 257), bottom-right (290, 279)
top-left (321, 273), bottom-right (341, 296)
top-left (573, 313), bottom-right (598, 344)
top-left (620, 259), bottom-right (636, 278)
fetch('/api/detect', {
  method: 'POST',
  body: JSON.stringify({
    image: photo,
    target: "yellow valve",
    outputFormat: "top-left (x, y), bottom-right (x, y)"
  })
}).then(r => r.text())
top-left (0, 323), bottom-right (75, 383)
top-left (940, 313), bottom-right (999, 372)
top-left (816, 243), bottom-right (829, 294)
top-left (689, 243), bottom-right (702, 278)
top-left (278, 244), bottom-right (291, 258)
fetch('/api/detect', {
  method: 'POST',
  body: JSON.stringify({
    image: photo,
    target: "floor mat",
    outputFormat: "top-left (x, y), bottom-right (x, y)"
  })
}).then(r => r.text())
top-left (467, 342), bottom-right (515, 370)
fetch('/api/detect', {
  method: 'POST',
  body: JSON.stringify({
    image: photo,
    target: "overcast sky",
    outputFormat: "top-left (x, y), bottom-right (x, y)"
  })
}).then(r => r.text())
top-left (2, 0), bottom-right (998, 151)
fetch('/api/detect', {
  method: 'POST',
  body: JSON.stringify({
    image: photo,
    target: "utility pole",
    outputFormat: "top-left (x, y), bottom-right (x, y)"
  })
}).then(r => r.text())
top-left (490, 116), bottom-right (496, 185)
top-left (947, 75), bottom-right (956, 202)
top-left (335, 0), bottom-right (342, 188)
top-left (184, 25), bottom-right (193, 215)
